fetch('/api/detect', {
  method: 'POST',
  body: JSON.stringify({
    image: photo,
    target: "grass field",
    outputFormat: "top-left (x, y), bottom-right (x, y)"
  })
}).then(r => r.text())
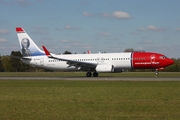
top-left (0, 72), bottom-right (180, 120)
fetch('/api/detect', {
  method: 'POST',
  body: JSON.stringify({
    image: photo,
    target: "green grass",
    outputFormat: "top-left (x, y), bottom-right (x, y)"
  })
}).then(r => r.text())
top-left (0, 80), bottom-right (180, 120)
top-left (0, 72), bottom-right (180, 77)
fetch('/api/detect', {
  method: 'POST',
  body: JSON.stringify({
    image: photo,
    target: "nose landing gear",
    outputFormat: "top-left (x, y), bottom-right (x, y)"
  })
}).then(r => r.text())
top-left (155, 70), bottom-right (159, 77)
top-left (155, 68), bottom-right (164, 77)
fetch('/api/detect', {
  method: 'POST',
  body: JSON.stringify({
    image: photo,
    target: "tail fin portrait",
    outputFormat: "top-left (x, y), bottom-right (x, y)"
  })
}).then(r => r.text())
top-left (16, 27), bottom-right (44, 57)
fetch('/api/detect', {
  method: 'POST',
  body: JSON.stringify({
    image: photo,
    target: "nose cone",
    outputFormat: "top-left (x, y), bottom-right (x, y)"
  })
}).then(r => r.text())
top-left (167, 58), bottom-right (174, 66)
top-left (160, 58), bottom-right (174, 68)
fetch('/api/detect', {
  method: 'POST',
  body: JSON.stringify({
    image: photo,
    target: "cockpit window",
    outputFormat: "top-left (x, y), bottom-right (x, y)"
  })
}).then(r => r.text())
top-left (159, 56), bottom-right (167, 59)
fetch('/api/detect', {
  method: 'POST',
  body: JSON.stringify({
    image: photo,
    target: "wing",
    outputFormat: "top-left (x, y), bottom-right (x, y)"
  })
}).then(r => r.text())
top-left (42, 46), bottom-right (97, 70)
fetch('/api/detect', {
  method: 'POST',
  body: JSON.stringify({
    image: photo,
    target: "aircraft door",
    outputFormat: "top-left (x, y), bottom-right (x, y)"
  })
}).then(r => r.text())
top-left (33, 59), bottom-right (37, 65)
top-left (40, 58), bottom-right (44, 66)
top-left (151, 54), bottom-right (155, 67)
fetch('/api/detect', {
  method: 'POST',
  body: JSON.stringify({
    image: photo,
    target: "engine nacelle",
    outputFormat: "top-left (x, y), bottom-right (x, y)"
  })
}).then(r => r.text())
top-left (96, 64), bottom-right (114, 72)
top-left (114, 68), bottom-right (123, 73)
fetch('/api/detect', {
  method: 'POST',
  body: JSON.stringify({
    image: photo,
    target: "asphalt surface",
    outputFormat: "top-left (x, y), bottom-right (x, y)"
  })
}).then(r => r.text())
top-left (0, 77), bottom-right (179, 81)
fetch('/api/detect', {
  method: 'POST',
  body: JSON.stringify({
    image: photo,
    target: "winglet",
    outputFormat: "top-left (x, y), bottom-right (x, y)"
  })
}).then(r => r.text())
top-left (16, 27), bottom-right (25, 33)
top-left (88, 50), bottom-right (91, 54)
top-left (42, 46), bottom-right (52, 57)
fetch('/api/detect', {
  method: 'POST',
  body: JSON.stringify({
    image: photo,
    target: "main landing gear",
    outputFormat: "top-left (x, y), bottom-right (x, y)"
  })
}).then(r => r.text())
top-left (86, 71), bottom-right (98, 77)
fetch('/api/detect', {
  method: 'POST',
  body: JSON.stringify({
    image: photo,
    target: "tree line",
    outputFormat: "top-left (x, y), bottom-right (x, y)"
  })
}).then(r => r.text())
top-left (0, 50), bottom-right (179, 72)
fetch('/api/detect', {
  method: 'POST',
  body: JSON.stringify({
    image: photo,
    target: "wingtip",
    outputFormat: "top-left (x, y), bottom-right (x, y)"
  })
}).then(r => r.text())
top-left (88, 50), bottom-right (91, 54)
top-left (42, 46), bottom-right (51, 57)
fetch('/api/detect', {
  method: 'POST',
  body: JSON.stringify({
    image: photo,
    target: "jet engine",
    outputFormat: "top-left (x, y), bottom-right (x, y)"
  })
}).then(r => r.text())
top-left (96, 64), bottom-right (114, 72)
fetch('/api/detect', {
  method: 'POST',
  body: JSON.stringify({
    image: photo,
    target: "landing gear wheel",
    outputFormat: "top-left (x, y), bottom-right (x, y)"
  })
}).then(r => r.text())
top-left (86, 72), bottom-right (92, 77)
top-left (155, 70), bottom-right (159, 77)
top-left (93, 72), bottom-right (98, 77)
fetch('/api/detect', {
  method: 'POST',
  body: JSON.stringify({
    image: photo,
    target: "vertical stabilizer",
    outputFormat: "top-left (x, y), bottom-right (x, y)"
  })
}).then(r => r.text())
top-left (16, 27), bottom-right (45, 57)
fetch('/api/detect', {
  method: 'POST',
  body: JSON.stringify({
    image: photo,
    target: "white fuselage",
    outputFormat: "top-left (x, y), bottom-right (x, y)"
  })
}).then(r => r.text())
top-left (22, 53), bottom-right (132, 71)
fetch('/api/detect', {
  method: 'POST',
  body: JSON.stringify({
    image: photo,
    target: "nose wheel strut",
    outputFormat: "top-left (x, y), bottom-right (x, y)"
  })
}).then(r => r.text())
top-left (155, 70), bottom-right (159, 77)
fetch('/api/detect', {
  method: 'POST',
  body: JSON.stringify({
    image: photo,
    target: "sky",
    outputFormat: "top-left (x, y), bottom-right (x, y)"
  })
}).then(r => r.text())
top-left (0, 0), bottom-right (180, 58)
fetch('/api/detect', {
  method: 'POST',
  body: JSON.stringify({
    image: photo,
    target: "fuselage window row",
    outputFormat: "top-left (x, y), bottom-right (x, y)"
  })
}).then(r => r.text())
top-left (48, 57), bottom-right (147, 62)
top-left (112, 58), bottom-right (130, 60)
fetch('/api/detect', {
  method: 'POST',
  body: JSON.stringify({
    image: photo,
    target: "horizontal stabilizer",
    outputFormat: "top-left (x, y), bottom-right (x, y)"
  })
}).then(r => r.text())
top-left (11, 55), bottom-right (32, 60)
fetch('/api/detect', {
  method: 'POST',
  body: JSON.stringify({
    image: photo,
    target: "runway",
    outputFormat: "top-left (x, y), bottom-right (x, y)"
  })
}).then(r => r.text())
top-left (0, 76), bottom-right (179, 81)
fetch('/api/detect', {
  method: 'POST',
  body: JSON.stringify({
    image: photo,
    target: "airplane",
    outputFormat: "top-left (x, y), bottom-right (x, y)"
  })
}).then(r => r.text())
top-left (15, 27), bottom-right (174, 77)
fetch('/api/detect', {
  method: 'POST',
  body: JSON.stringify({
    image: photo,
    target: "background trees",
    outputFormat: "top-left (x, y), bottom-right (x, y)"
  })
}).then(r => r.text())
top-left (1, 51), bottom-right (31, 72)
top-left (124, 48), bottom-right (145, 52)
top-left (0, 55), bottom-right (4, 72)
top-left (10, 51), bottom-right (28, 72)
top-left (63, 51), bottom-right (72, 54)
